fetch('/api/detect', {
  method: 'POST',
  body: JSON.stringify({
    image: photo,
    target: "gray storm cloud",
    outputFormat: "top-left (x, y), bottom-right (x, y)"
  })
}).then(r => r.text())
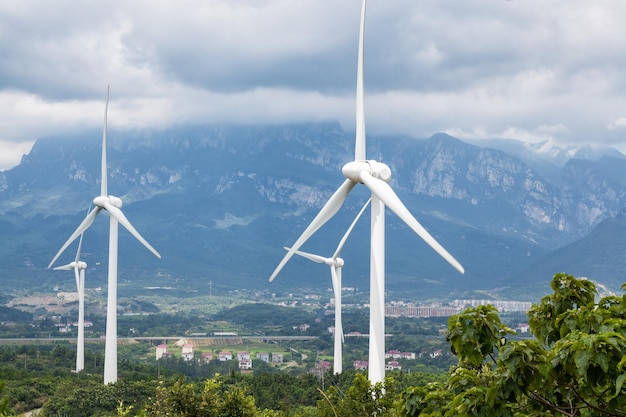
top-left (1, 0), bottom-right (626, 170)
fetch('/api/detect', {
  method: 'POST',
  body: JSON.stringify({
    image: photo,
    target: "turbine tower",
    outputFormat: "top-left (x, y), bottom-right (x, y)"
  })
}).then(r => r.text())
top-left (48, 86), bottom-right (161, 384)
top-left (54, 233), bottom-right (87, 373)
top-left (286, 198), bottom-right (370, 374)
top-left (269, 0), bottom-right (464, 384)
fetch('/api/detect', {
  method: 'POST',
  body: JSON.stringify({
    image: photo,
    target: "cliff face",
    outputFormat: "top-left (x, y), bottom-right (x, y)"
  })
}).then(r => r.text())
top-left (2, 124), bottom-right (626, 298)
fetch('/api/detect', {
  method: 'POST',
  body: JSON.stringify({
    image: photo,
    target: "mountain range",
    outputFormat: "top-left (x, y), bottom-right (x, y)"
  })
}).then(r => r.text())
top-left (2, 122), bottom-right (626, 301)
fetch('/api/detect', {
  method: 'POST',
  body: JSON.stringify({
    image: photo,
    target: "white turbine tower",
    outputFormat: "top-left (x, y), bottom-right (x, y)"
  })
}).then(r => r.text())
top-left (54, 232), bottom-right (87, 373)
top-left (48, 86), bottom-right (161, 384)
top-left (285, 198), bottom-right (370, 375)
top-left (269, 0), bottom-right (464, 384)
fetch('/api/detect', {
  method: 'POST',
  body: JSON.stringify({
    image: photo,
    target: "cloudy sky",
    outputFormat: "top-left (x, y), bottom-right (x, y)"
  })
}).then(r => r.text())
top-left (1, 0), bottom-right (626, 170)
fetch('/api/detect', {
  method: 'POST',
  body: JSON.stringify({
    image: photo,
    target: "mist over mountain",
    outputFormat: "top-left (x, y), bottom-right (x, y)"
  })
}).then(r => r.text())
top-left (1, 122), bottom-right (626, 301)
top-left (465, 137), bottom-right (626, 168)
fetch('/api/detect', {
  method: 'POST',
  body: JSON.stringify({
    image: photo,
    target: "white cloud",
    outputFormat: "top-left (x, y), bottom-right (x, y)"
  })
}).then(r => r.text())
top-left (608, 117), bottom-right (626, 130)
top-left (0, 140), bottom-right (34, 171)
top-left (2, 0), bottom-right (626, 170)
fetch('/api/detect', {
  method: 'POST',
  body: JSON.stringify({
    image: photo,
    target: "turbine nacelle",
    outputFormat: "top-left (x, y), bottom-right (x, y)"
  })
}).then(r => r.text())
top-left (342, 160), bottom-right (391, 183)
top-left (322, 257), bottom-right (344, 268)
top-left (94, 195), bottom-right (123, 209)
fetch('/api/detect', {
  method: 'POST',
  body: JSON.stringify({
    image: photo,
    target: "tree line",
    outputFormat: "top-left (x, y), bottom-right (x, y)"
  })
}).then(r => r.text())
top-left (1, 273), bottom-right (625, 416)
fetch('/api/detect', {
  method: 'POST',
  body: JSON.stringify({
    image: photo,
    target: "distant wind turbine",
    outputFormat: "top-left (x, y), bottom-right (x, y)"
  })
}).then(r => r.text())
top-left (48, 85), bottom-right (161, 384)
top-left (285, 198), bottom-right (371, 374)
top-left (269, 0), bottom-right (464, 384)
top-left (53, 232), bottom-right (87, 373)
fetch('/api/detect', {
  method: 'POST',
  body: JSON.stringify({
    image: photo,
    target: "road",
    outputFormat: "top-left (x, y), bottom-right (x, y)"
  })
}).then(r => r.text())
top-left (0, 335), bottom-right (319, 344)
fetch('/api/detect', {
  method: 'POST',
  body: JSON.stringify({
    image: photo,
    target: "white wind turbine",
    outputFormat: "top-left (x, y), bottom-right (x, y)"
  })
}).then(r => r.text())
top-left (54, 232), bottom-right (87, 373)
top-left (48, 86), bottom-right (161, 384)
top-left (269, 0), bottom-right (464, 384)
top-left (285, 198), bottom-right (371, 375)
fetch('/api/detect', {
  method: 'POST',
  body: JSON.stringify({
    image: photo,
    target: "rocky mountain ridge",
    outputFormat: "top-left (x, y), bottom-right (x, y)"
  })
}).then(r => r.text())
top-left (2, 122), bottom-right (626, 300)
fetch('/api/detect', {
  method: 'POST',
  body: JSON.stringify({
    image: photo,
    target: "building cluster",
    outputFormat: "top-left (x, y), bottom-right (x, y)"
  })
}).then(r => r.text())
top-left (155, 343), bottom-right (285, 370)
top-left (452, 299), bottom-right (533, 312)
top-left (383, 298), bottom-right (533, 319)
top-left (310, 348), bottom-right (416, 375)
top-left (385, 304), bottom-right (460, 318)
top-left (55, 320), bottom-right (93, 333)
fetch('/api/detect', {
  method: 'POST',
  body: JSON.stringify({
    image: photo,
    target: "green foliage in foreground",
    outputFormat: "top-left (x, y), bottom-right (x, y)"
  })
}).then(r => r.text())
top-left (141, 376), bottom-right (260, 417)
top-left (41, 379), bottom-right (157, 417)
top-left (400, 273), bottom-right (626, 417)
top-left (0, 381), bottom-right (8, 417)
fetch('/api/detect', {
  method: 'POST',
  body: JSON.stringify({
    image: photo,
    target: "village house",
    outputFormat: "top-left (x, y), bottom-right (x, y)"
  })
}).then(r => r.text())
top-left (56, 323), bottom-right (71, 333)
top-left (237, 351), bottom-right (251, 361)
top-left (219, 351), bottom-right (232, 361)
top-left (429, 349), bottom-right (443, 358)
top-left (201, 352), bottom-right (213, 363)
top-left (385, 361), bottom-right (402, 371)
top-left (256, 352), bottom-right (270, 363)
top-left (156, 344), bottom-right (168, 360)
top-left (353, 360), bottom-right (368, 370)
top-left (71, 320), bottom-right (93, 328)
top-left (271, 353), bottom-right (283, 365)
top-left (239, 358), bottom-right (252, 370)
top-left (385, 349), bottom-right (416, 360)
top-left (293, 323), bottom-right (310, 332)
top-left (384, 349), bottom-right (402, 359)
top-left (161, 352), bottom-right (175, 360)
top-left (182, 344), bottom-right (194, 361)
top-left (309, 360), bottom-right (332, 377)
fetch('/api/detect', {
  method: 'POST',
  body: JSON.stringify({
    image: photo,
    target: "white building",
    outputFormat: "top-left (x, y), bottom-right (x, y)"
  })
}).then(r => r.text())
top-left (182, 344), bottom-right (194, 361)
top-left (156, 344), bottom-right (168, 360)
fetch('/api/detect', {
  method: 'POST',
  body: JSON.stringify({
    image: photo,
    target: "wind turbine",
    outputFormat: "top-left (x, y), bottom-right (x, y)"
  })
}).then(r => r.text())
top-left (54, 232), bottom-right (87, 373)
top-left (48, 85), bottom-right (161, 384)
top-left (285, 198), bottom-right (371, 374)
top-left (269, 0), bottom-right (464, 384)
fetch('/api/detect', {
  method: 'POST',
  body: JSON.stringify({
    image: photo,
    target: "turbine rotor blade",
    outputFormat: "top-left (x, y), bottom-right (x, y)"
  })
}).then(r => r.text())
top-left (75, 233), bottom-right (85, 263)
top-left (101, 85), bottom-right (109, 197)
top-left (330, 266), bottom-right (340, 306)
top-left (74, 268), bottom-right (81, 292)
top-left (53, 264), bottom-right (73, 271)
top-left (284, 247), bottom-right (327, 264)
top-left (354, 0), bottom-right (367, 161)
top-left (269, 178), bottom-right (356, 282)
top-left (332, 197), bottom-right (371, 259)
top-left (360, 171), bottom-right (465, 274)
top-left (103, 201), bottom-right (161, 259)
top-left (48, 206), bottom-right (102, 268)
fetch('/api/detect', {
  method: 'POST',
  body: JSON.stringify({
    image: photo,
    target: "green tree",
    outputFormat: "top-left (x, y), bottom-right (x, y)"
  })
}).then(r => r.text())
top-left (0, 380), bottom-right (9, 417)
top-left (446, 304), bottom-right (515, 367)
top-left (400, 273), bottom-right (626, 417)
top-left (141, 375), bottom-right (260, 417)
top-left (316, 373), bottom-right (396, 417)
top-left (40, 379), bottom-right (156, 417)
